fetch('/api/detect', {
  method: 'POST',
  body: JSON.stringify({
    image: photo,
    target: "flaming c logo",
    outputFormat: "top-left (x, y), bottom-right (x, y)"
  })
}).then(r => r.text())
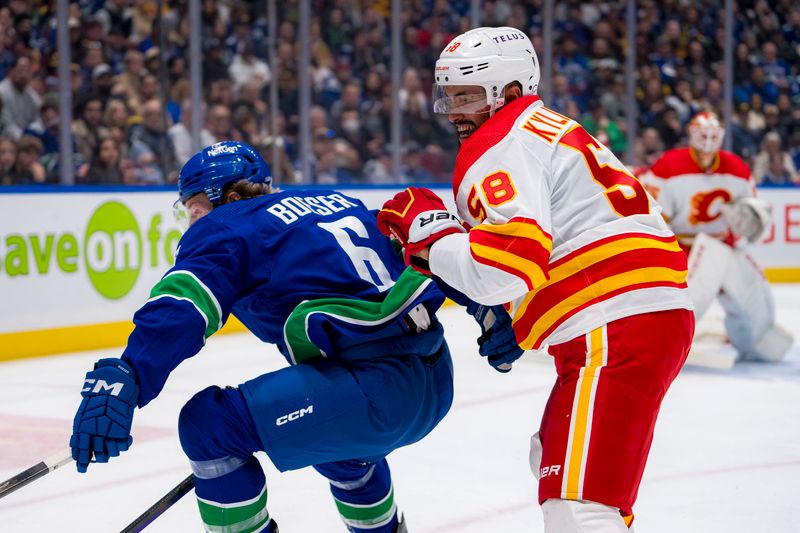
top-left (689, 189), bottom-right (731, 224)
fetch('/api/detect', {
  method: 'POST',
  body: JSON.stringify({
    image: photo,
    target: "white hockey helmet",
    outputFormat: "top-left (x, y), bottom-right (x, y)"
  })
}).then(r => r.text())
top-left (432, 26), bottom-right (540, 116)
top-left (687, 111), bottom-right (725, 154)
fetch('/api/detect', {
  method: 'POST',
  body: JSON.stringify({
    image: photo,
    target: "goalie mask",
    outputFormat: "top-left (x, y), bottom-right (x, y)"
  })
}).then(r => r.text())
top-left (432, 26), bottom-right (540, 117)
top-left (687, 112), bottom-right (725, 155)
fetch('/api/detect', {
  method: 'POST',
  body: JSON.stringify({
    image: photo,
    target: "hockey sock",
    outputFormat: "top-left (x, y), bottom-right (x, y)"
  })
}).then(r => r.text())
top-left (194, 456), bottom-right (274, 533)
top-left (315, 458), bottom-right (398, 533)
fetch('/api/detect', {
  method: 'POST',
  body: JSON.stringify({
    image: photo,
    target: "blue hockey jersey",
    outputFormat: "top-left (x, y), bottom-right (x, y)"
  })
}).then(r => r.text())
top-left (121, 189), bottom-right (444, 407)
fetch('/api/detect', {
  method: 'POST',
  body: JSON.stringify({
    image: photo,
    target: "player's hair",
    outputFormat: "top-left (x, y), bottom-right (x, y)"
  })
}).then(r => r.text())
top-left (222, 179), bottom-right (279, 201)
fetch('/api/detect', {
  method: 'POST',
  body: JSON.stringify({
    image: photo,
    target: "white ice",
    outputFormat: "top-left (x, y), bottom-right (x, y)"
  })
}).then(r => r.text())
top-left (1, 285), bottom-right (799, 533)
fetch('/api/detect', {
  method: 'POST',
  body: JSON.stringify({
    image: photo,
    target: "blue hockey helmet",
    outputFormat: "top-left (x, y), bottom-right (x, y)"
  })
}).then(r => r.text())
top-left (177, 141), bottom-right (271, 205)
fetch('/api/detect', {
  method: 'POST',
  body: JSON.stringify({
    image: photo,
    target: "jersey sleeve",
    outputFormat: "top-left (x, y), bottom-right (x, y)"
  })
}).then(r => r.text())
top-left (429, 138), bottom-right (553, 305)
top-left (121, 218), bottom-right (246, 407)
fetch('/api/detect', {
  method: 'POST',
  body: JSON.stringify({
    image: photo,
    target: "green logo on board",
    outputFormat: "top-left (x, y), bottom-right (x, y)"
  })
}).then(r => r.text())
top-left (84, 201), bottom-right (143, 300)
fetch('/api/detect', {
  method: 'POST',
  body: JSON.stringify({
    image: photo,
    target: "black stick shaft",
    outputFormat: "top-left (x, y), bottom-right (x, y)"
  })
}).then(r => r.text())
top-left (120, 474), bottom-right (195, 533)
top-left (0, 449), bottom-right (72, 500)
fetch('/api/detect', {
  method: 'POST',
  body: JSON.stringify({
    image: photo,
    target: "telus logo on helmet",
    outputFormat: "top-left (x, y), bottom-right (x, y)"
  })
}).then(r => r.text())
top-left (492, 32), bottom-right (526, 43)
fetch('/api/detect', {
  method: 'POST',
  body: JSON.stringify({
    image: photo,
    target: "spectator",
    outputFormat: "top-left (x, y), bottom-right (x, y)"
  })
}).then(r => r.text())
top-left (231, 104), bottom-right (261, 146)
top-left (582, 100), bottom-right (626, 156)
top-left (104, 99), bottom-right (131, 132)
top-left (72, 94), bottom-right (109, 165)
top-left (0, 56), bottom-right (41, 139)
top-left (139, 73), bottom-right (161, 105)
top-left (330, 82), bottom-right (364, 127)
top-left (753, 131), bottom-right (799, 185)
top-left (112, 50), bottom-right (145, 115)
top-left (125, 129), bottom-right (164, 185)
top-left (24, 94), bottom-right (60, 156)
top-left (10, 135), bottom-right (46, 184)
top-left (730, 102), bottom-right (759, 162)
top-left (0, 135), bottom-right (16, 184)
top-left (233, 80), bottom-right (269, 128)
top-left (91, 64), bottom-right (116, 101)
top-left (229, 41), bottom-right (272, 93)
top-left (758, 42), bottom-right (791, 90)
top-left (398, 67), bottom-right (428, 116)
top-left (206, 103), bottom-right (233, 143)
top-left (401, 142), bottom-right (435, 182)
top-left (169, 99), bottom-right (216, 166)
top-left (637, 127), bottom-right (665, 168)
top-left (130, 99), bottom-right (177, 181)
top-left (83, 138), bottom-right (124, 185)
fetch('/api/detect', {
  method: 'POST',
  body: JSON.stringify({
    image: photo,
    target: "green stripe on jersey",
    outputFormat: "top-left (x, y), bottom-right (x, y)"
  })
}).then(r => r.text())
top-left (196, 485), bottom-right (270, 532)
top-left (334, 486), bottom-right (396, 529)
top-left (283, 267), bottom-right (432, 364)
top-left (148, 270), bottom-right (222, 339)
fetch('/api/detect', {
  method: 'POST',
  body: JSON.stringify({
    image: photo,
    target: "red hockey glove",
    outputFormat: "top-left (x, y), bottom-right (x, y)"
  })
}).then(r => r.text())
top-left (377, 187), bottom-right (466, 274)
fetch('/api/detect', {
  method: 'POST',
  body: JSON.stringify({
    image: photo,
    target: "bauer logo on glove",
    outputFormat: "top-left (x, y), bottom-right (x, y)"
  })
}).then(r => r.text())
top-left (377, 187), bottom-right (466, 274)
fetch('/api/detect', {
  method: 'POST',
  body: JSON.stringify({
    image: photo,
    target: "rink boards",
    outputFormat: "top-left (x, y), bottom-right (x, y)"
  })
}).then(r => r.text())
top-left (0, 185), bottom-right (798, 360)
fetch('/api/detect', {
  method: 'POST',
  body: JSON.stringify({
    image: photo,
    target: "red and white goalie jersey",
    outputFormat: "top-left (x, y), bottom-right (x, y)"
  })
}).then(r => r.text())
top-left (639, 147), bottom-right (755, 246)
top-left (429, 95), bottom-right (692, 350)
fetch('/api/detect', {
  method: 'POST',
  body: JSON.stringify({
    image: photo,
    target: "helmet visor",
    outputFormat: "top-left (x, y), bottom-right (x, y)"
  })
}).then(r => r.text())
top-left (172, 199), bottom-right (191, 233)
top-left (432, 84), bottom-right (491, 115)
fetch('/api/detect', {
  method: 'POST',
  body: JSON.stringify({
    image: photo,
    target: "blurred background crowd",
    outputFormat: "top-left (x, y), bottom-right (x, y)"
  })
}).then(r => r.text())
top-left (0, 0), bottom-right (797, 187)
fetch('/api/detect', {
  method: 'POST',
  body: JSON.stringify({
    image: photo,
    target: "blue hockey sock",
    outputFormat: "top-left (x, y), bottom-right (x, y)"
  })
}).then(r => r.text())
top-left (194, 456), bottom-right (274, 533)
top-left (315, 458), bottom-right (398, 533)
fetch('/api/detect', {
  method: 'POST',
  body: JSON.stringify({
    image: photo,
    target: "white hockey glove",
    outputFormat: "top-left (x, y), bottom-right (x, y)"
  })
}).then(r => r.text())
top-left (720, 197), bottom-right (772, 243)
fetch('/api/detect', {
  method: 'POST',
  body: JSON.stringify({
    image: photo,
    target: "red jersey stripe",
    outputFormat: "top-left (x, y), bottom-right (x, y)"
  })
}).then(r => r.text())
top-left (453, 96), bottom-right (542, 198)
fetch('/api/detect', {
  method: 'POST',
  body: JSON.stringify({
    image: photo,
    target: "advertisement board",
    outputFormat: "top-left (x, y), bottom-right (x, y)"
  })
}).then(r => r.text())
top-left (1, 186), bottom-right (798, 359)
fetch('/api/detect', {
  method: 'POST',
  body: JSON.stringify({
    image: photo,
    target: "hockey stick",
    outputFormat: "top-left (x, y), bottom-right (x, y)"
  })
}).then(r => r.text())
top-left (120, 473), bottom-right (195, 533)
top-left (0, 448), bottom-right (72, 500)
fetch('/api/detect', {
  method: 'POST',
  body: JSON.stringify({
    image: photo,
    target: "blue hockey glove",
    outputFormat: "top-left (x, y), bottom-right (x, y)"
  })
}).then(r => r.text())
top-left (466, 301), bottom-right (524, 373)
top-left (70, 358), bottom-right (139, 473)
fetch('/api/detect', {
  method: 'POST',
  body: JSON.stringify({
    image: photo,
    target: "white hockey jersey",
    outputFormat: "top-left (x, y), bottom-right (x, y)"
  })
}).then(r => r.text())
top-left (429, 96), bottom-right (692, 350)
top-left (639, 147), bottom-right (755, 246)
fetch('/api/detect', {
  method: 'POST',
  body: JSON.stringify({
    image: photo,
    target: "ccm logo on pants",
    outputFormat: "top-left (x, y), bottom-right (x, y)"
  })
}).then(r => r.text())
top-left (276, 405), bottom-right (314, 426)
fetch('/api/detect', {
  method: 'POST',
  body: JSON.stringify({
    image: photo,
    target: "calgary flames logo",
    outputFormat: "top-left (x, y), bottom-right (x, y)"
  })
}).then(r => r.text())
top-left (689, 189), bottom-right (732, 224)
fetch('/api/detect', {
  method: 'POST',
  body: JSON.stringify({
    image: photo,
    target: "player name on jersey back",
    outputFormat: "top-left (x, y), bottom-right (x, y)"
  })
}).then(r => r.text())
top-left (266, 193), bottom-right (359, 225)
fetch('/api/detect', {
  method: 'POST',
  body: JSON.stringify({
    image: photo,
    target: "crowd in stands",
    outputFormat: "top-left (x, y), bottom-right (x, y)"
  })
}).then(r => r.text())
top-left (0, 0), bottom-right (797, 187)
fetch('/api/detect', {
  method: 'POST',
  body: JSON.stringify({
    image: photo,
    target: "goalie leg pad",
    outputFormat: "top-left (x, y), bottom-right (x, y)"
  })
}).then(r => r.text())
top-left (314, 458), bottom-right (398, 533)
top-left (541, 499), bottom-right (630, 533)
top-left (685, 233), bottom-right (732, 320)
top-left (752, 324), bottom-right (794, 362)
top-left (718, 251), bottom-right (782, 360)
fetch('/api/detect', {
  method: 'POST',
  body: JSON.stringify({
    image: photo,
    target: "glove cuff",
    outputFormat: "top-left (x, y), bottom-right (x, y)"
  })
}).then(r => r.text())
top-left (94, 357), bottom-right (137, 381)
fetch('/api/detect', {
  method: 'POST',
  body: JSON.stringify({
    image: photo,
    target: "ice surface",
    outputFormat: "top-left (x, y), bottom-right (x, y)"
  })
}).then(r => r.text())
top-left (1, 285), bottom-right (799, 532)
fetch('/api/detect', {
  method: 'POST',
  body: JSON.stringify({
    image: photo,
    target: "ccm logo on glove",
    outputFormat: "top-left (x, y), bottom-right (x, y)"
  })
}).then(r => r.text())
top-left (82, 379), bottom-right (125, 396)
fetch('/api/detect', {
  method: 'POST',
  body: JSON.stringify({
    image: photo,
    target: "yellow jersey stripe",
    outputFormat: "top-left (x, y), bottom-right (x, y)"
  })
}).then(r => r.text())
top-left (471, 220), bottom-right (553, 252)
top-left (518, 267), bottom-right (687, 349)
top-left (563, 326), bottom-right (606, 499)
top-left (513, 237), bottom-right (681, 324)
top-left (470, 242), bottom-right (549, 288)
